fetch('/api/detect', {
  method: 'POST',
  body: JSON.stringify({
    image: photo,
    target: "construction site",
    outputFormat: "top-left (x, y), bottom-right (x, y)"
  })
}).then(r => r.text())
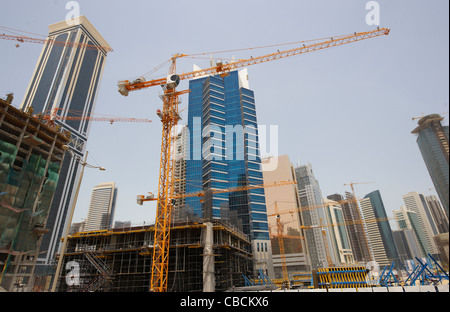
top-left (0, 97), bottom-right (69, 291)
top-left (0, 12), bottom-right (448, 295)
top-left (56, 220), bottom-right (253, 292)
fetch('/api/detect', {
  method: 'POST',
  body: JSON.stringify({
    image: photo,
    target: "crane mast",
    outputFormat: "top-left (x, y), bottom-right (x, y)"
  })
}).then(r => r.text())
top-left (119, 28), bottom-right (390, 292)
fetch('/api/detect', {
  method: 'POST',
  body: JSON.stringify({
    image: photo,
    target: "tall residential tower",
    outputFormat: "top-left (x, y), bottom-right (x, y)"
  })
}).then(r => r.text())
top-left (20, 16), bottom-right (110, 271)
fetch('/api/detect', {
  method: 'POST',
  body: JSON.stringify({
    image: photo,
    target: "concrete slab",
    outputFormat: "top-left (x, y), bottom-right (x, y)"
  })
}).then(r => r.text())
top-left (388, 286), bottom-right (404, 292)
top-left (436, 284), bottom-right (449, 292)
top-left (419, 285), bottom-right (436, 292)
top-left (342, 288), bottom-right (357, 292)
top-left (297, 288), bottom-right (327, 292)
top-left (403, 286), bottom-right (420, 292)
top-left (356, 287), bottom-right (373, 292)
top-left (328, 288), bottom-right (343, 292)
top-left (372, 287), bottom-right (389, 292)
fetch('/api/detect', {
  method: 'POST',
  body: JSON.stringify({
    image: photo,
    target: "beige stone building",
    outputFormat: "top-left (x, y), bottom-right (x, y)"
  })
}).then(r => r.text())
top-left (262, 155), bottom-right (309, 279)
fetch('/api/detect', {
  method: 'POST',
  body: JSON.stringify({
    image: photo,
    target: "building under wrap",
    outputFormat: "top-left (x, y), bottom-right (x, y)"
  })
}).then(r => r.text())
top-left (0, 97), bottom-right (69, 291)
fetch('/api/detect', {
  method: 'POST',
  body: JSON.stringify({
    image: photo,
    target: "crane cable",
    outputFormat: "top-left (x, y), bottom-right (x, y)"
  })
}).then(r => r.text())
top-left (138, 31), bottom-right (358, 79)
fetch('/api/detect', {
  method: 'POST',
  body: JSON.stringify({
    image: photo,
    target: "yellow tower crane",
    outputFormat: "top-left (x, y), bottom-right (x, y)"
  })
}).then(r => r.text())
top-left (118, 28), bottom-right (390, 292)
top-left (274, 202), bottom-right (290, 288)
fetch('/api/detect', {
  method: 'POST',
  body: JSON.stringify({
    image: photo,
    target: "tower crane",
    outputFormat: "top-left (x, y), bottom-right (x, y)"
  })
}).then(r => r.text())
top-left (24, 108), bottom-right (152, 126)
top-left (137, 180), bottom-right (297, 204)
top-left (273, 202), bottom-right (289, 288)
top-left (120, 28), bottom-right (390, 292)
top-left (44, 109), bottom-right (152, 125)
top-left (0, 31), bottom-right (113, 52)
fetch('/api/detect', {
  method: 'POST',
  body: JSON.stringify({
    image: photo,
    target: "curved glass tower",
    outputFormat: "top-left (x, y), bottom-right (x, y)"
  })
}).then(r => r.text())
top-left (184, 69), bottom-right (273, 276)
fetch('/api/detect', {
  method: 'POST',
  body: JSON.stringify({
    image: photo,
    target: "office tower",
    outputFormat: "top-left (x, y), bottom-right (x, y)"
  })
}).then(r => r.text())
top-left (402, 192), bottom-right (439, 256)
top-left (425, 195), bottom-right (449, 234)
top-left (262, 155), bottom-right (309, 277)
top-left (392, 229), bottom-right (423, 263)
top-left (363, 190), bottom-right (399, 263)
top-left (20, 16), bottom-right (110, 270)
top-left (295, 163), bottom-right (336, 269)
top-left (184, 69), bottom-right (273, 276)
top-left (328, 193), bottom-right (372, 264)
top-left (412, 114), bottom-right (449, 218)
top-left (85, 182), bottom-right (118, 231)
top-left (0, 98), bottom-right (69, 291)
top-left (322, 198), bottom-right (355, 265)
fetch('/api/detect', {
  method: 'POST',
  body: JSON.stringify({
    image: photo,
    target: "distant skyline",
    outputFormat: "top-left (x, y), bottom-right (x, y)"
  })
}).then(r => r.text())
top-left (1, 1), bottom-right (448, 227)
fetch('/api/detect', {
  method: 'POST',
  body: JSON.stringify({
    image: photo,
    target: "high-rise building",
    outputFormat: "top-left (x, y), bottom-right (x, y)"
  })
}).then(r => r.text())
top-left (262, 155), bottom-right (309, 277)
top-left (402, 192), bottom-right (439, 256)
top-left (363, 190), bottom-right (398, 263)
top-left (425, 195), bottom-right (449, 234)
top-left (394, 206), bottom-right (414, 230)
top-left (411, 114), bottom-right (449, 218)
top-left (392, 229), bottom-right (423, 263)
top-left (85, 182), bottom-right (118, 231)
top-left (184, 69), bottom-right (273, 276)
top-left (20, 16), bottom-right (110, 270)
top-left (393, 206), bottom-right (426, 258)
top-left (328, 193), bottom-right (372, 264)
top-left (322, 198), bottom-right (355, 265)
top-left (173, 126), bottom-right (189, 223)
top-left (295, 163), bottom-right (336, 269)
top-left (359, 197), bottom-right (389, 267)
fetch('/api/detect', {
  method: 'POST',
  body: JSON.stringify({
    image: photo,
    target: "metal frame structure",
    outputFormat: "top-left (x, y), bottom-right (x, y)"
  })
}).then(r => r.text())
top-left (405, 254), bottom-right (449, 286)
top-left (56, 220), bottom-right (253, 292)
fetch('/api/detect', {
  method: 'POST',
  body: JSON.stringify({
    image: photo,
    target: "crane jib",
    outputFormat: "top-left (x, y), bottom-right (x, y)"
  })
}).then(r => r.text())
top-left (120, 28), bottom-right (390, 93)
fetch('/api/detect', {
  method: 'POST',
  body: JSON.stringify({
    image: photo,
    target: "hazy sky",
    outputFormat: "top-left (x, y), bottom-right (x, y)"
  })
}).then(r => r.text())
top-left (1, 0), bottom-right (448, 227)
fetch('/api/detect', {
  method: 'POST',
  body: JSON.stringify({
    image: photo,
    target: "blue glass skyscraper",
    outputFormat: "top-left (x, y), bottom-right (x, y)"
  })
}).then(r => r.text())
top-left (185, 69), bottom-right (272, 274)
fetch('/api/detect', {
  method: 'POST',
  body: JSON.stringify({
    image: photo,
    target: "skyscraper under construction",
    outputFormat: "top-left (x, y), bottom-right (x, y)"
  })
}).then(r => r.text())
top-left (412, 114), bottom-right (449, 218)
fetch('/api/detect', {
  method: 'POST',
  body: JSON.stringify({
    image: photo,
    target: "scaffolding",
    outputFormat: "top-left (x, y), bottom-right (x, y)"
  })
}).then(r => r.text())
top-left (0, 97), bottom-right (69, 291)
top-left (56, 220), bottom-right (253, 292)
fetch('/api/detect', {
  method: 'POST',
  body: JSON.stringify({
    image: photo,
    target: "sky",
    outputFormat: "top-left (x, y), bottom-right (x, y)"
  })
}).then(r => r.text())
top-left (1, 0), bottom-right (448, 228)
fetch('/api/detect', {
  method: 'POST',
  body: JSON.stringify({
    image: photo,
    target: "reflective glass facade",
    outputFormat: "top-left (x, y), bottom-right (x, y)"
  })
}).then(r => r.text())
top-left (416, 126), bottom-right (449, 218)
top-left (20, 17), bottom-right (110, 270)
top-left (185, 71), bottom-right (269, 242)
